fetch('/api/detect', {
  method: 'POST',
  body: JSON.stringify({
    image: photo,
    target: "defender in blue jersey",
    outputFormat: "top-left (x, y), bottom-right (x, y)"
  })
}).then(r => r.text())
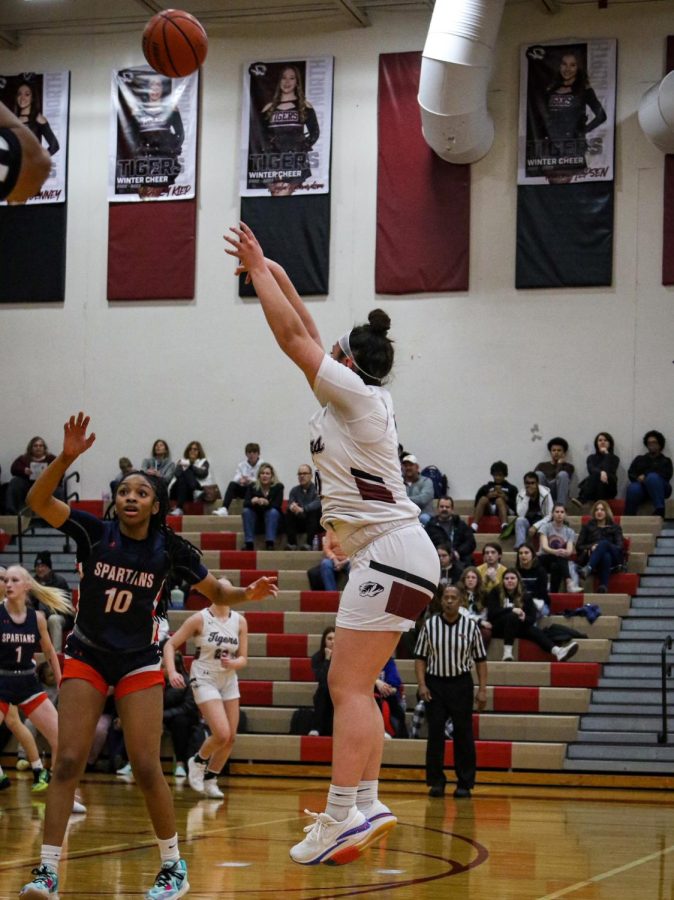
top-left (21, 413), bottom-right (277, 900)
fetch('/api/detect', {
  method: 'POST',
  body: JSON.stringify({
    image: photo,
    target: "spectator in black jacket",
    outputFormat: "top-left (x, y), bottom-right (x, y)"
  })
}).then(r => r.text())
top-left (515, 543), bottom-right (550, 616)
top-left (242, 462), bottom-right (284, 550)
top-left (535, 437), bottom-right (574, 508)
top-left (437, 543), bottom-right (463, 587)
top-left (309, 627), bottom-right (335, 736)
top-left (286, 464), bottom-right (321, 550)
top-left (486, 569), bottom-right (578, 662)
top-left (575, 431), bottom-right (619, 505)
top-left (33, 551), bottom-right (74, 652)
top-left (425, 497), bottom-right (476, 565)
top-left (472, 461), bottom-right (518, 536)
top-left (576, 500), bottom-right (624, 593)
top-left (162, 651), bottom-right (202, 778)
top-left (625, 430), bottom-right (672, 517)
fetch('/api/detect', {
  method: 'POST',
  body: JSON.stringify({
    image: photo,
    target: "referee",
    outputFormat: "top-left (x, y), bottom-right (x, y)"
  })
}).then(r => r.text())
top-left (414, 584), bottom-right (487, 798)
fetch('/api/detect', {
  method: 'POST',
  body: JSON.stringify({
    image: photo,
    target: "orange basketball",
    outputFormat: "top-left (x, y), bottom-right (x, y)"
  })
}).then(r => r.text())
top-left (142, 9), bottom-right (208, 78)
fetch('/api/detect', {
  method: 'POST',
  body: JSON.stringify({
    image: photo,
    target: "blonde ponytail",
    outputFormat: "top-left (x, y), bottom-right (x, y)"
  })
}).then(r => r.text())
top-left (8, 566), bottom-right (73, 616)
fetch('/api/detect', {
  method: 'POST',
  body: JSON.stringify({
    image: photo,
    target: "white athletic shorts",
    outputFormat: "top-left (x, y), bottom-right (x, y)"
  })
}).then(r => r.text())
top-left (189, 662), bottom-right (240, 705)
top-left (336, 523), bottom-right (440, 632)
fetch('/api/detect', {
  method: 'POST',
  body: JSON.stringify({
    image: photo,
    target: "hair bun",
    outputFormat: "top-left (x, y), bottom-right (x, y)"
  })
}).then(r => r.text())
top-left (368, 308), bottom-right (391, 336)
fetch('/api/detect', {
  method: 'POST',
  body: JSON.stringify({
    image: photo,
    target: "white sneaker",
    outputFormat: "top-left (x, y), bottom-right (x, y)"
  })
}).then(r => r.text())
top-left (188, 756), bottom-right (206, 793)
top-left (116, 762), bottom-right (132, 776)
top-left (357, 800), bottom-right (397, 850)
top-left (554, 642), bottom-right (579, 662)
top-left (72, 794), bottom-right (87, 814)
top-left (202, 778), bottom-right (224, 799)
top-left (290, 805), bottom-right (371, 866)
top-left (171, 508), bottom-right (183, 516)
top-left (308, 730), bottom-right (319, 736)
top-left (213, 506), bottom-right (228, 517)
top-left (502, 646), bottom-right (514, 662)
top-left (174, 764), bottom-right (187, 779)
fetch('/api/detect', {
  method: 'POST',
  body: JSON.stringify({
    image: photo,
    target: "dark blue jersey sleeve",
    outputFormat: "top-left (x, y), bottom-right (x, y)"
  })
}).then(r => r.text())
top-left (58, 508), bottom-right (106, 563)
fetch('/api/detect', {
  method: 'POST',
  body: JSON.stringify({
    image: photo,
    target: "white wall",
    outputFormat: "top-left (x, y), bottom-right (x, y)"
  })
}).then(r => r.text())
top-left (1, 2), bottom-right (672, 501)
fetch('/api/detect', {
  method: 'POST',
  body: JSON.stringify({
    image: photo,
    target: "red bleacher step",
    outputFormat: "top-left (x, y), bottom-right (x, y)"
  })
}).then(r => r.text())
top-left (201, 532), bottom-right (237, 551)
top-left (300, 591), bottom-right (340, 612)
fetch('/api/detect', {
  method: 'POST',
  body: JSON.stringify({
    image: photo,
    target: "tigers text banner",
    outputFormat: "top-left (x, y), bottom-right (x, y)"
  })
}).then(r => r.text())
top-left (518, 39), bottom-right (616, 186)
top-left (108, 66), bottom-right (198, 202)
top-left (240, 57), bottom-right (333, 197)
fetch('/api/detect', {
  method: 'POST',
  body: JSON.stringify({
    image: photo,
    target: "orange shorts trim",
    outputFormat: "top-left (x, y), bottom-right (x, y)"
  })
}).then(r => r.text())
top-left (20, 692), bottom-right (48, 716)
top-left (62, 658), bottom-right (109, 697)
top-left (115, 669), bottom-right (164, 700)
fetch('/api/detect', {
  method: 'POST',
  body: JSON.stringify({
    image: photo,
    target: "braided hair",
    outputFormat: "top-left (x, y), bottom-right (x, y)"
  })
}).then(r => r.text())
top-left (108, 471), bottom-right (203, 600)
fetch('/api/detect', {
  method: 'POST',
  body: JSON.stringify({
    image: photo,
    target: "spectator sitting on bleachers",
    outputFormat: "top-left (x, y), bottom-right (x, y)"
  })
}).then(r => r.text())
top-left (286, 463), bottom-right (321, 550)
top-left (309, 626), bottom-right (334, 736)
top-left (218, 442), bottom-right (261, 516)
top-left (515, 472), bottom-right (554, 548)
top-left (425, 496), bottom-right (476, 565)
top-left (110, 456), bottom-right (133, 497)
top-left (456, 566), bottom-right (490, 643)
top-left (576, 500), bottom-right (625, 594)
top-left (575, 432), bottom-right (619, 506)
top-left (402, 454), bottom-right (435, 525)
top-left (242, 462), bottom-right (284, 550)
top-left (6, 436), bottom-right (60, 515)
top-left (486, 568), bottom-right (578, 662)
top-left (161, 650), bottom-right (202, 779)
top-left (437, 543), bottom-right (463, 587)
top-left (537, 504), bottom-right (583, 594)
top-left (374, 657), bottom-right (407, 739)
top-left (625, 430), bottom-right (673, 518)
top-left (140, 438), bottom-right (175, 486)
top-left (515, 543), bottom-right (551, 617)
top-left (472, 461), bottom-right (518, 536)
top-left (535, 437), bottom-right (574, 508)
top-left (318, 529), bottom-right (350, 591)
top-left (33, 551), bottom-right (74, 652)
top-left (477, 542), bottom-right (507, 593)
top-left (170, 440), bottom-right (217, 516)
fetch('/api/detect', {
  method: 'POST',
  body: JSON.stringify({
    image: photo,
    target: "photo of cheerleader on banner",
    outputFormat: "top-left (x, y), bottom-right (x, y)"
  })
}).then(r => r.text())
top-left (240, 56), bottom-right (333, 197)
top-left (518, 38), bottom-right (616, 185)
top-left (109, 66), bottom-right (198, 201)
top-left (0, 71), bottom-right (69, 204)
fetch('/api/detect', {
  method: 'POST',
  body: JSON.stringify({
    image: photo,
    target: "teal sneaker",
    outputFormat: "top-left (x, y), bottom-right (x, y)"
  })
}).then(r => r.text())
top-left (31, 769), bottom-right (50, 793)
top-left (19, 863), bottom-right (59, 897)
top-left (145, 859), bottom-right (189, 899)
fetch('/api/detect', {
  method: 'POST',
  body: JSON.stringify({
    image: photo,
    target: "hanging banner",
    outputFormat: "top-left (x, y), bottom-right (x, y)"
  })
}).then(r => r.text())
top-left (518, 39), bottom-right (617, 185)
top-left (0, 71), bottom-right (69, 205)
top-left (240, 57), bottom-right (333, 197)
top-left (109, 66), bottom-right (198, 201)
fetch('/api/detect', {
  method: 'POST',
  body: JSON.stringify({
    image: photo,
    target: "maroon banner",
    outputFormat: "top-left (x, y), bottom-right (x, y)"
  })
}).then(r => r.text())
top-left (107, 200), bottom-right (196, 300)
top-left (663, 36), bottom-right (674, 285)
top-left (375, 51), bottom-right (470, 294)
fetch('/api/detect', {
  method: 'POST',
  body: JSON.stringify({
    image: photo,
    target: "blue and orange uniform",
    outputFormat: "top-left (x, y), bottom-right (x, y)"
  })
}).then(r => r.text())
top-left (59, 509), bottom-right (207, 699)
top-left (0, 602), bottom-right (48, 716)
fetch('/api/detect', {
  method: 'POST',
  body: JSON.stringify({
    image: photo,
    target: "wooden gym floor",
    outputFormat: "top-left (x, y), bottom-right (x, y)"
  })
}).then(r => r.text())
top-left (1, 773), bottom-right (673, 899)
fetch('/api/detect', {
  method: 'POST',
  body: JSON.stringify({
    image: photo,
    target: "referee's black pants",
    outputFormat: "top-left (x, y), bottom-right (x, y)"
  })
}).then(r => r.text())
top-left (425, 672), bottom-right (476, 791)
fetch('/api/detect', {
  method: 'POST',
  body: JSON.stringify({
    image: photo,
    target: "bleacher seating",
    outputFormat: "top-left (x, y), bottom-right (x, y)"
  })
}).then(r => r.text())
top-left (0, 498), bottom-right (665, 784)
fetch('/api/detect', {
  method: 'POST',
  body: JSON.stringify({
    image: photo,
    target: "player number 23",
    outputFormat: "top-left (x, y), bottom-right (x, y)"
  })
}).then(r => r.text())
top-left (104, 587), bottom-right (133, 614)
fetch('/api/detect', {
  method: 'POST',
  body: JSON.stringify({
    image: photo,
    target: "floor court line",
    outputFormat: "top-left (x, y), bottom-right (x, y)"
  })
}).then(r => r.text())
top-left (538, 843), bottom-right (674, 899)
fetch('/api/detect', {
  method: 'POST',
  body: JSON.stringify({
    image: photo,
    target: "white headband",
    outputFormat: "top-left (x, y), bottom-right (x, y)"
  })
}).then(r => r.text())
top-left (337, 330), bottom-right (382, 384)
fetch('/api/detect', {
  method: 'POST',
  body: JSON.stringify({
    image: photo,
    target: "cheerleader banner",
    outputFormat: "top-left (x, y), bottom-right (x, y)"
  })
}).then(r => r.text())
top-left (0, 71), bottom-right (69, 205)
top-left (109, 66), bottom-right (199, 202)
top-left (518, 38), bottom-right (617, 186)
top-left (240, 56), bottom-right (334, 197)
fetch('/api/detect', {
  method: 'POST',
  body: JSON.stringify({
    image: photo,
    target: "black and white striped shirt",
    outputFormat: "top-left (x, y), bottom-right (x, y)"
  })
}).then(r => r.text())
top-left (414, 610), bottom-right (487, 678)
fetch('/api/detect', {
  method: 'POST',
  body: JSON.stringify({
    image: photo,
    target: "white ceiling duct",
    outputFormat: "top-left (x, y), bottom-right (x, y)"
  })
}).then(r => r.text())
top-left (418, 0), bottom-right (505, 164)
top-left (638, 71), bottom-right (674, 154)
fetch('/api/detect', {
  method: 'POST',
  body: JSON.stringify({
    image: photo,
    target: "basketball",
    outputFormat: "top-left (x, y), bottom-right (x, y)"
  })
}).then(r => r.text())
top-left (142, 9), bottom-right (208, 78)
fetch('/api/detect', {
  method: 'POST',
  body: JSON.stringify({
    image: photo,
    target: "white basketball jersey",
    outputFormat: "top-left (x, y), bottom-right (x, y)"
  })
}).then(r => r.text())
top-left (309, 355), bottom-right (419, 538)
top-left (193, 608), bottom-right (241, 669)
